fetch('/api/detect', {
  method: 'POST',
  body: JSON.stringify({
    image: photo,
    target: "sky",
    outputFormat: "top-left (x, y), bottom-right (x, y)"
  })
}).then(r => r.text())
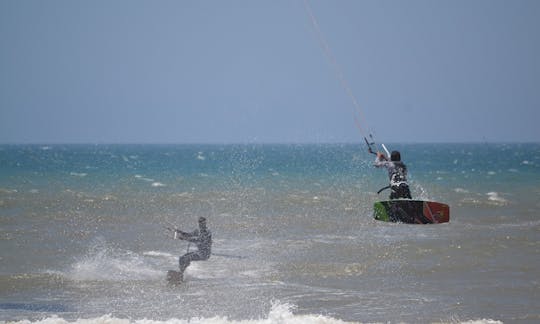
top-left (1, 0), bottom-right (539, 144)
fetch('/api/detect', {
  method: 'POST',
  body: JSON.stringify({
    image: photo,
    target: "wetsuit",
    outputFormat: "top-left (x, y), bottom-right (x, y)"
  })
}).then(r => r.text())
top-left (175, 227), bottom-right (212, 275)
top-left (374, 157), bottom-right (412, 199)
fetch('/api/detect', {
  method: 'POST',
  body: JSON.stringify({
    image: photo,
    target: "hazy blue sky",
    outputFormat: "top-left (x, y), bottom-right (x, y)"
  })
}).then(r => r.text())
top-left (1, 0), bottom-right (539, 143)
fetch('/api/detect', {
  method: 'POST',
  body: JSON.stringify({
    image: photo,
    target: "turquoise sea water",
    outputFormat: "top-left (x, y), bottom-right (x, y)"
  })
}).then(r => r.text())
top-left (1, 143), bottom-right (539, 323)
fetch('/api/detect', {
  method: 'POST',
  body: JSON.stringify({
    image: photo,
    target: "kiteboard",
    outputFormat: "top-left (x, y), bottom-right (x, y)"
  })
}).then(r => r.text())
top-left (166, 270), bottom-right (183, 284)
top-left (373, 200), bottom-right (449, 224)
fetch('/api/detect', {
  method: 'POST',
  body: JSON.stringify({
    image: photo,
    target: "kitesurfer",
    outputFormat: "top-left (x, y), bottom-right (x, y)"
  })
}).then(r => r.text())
top-left (374, 150), bottom-right (412, 199)
top-left (171, 217), bottom-right (212, 281)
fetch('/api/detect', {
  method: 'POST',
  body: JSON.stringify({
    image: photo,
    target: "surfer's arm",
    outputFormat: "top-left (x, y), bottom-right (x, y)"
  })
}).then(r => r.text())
top-left (184, 237), bottom-right (202, 244)
top-left (175, 229), bottom-right (199, 240)
top-left (374, 152), bottom-right (389, 167)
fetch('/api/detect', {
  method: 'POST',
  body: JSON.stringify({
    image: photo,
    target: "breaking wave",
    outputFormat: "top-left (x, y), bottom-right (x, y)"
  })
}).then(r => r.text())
top-left (2, 302), bottom-right (503, 324)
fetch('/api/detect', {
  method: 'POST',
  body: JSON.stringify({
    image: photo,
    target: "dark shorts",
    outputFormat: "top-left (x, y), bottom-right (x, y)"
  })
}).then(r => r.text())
top-left (390, 183), bottom-right (412, 199)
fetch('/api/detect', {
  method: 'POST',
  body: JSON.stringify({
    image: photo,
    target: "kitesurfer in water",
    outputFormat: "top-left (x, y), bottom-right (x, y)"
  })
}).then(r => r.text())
top-left (170, 217), bottom-right (212, 281)
top-left (374, 150), bottom-right (412, 199)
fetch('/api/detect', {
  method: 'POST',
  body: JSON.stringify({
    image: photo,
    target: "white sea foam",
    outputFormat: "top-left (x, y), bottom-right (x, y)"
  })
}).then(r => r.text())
top-left (135, 175), bottom-right (155, 182)
top-left (3, 302), bottom-right (503, 324)
top-left (460, 320), bottom-right (503, 324)
top-left (143, 251), bottom-right (176, 260)
top-left (410, 181), bottom-right (431, 201)
top-left (459, 192), bottom-right (510, 207)
top-left (67, 242), bottom-right (163, 281)
top-left (65, 243), bottom-right (254, 283)
top-left (3, 302), bottom-right (352, 324)
top-left (70, 172), bottom-right (88, 177)
top-left (151, 182), bottom-right (166, 187)
top-left (0, 188), bottom-right (18, 194)
top-left (486, 192), bottom-right (509, 205)
top-left (460, 197), bottom-right (483, 206)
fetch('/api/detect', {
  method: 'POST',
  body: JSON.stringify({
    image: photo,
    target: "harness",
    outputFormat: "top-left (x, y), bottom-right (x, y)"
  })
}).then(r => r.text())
top-left (378, 161), bottom-right (409, 195)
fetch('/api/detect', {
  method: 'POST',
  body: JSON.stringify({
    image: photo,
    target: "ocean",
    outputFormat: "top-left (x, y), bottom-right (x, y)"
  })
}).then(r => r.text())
top-left (0, 143), bottom-right (538, 323)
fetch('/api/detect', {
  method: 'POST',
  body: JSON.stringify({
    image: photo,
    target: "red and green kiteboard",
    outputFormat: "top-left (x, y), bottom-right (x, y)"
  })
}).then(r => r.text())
top-left (374, 200), bottom-right (450, 224)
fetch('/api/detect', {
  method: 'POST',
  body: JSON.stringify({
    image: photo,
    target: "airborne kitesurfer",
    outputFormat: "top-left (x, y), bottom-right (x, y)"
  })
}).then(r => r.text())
top-left (374, 150), bottom-right (412, 200)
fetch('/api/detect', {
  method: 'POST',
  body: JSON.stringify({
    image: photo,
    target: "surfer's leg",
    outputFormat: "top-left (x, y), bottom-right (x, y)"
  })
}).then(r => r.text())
top-left (390, 186), bottom-right (398, 200)
top-left (403, 185), bottom-right (412, 199)
top-left (179, 252), bottom-right (206, 275)
top-left (179, 252), bottom-right (196, 274)
top-left (399, 183), bottom-right (412, 199)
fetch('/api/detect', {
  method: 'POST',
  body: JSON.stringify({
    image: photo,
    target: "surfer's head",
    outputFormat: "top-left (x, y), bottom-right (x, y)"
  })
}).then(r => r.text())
top-left (390, 151), bottom-right (401, 162)
top-left (198, 217), bottom-right (207, 229)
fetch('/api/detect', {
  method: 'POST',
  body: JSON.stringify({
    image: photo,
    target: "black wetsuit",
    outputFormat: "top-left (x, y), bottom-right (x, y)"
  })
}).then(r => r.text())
top-left (176, 227), bottom-right (212, 274)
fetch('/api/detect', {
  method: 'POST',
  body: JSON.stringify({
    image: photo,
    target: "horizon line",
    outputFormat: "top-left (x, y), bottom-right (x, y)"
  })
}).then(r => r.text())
top-left (1, 141), bottom-right (539, 145)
